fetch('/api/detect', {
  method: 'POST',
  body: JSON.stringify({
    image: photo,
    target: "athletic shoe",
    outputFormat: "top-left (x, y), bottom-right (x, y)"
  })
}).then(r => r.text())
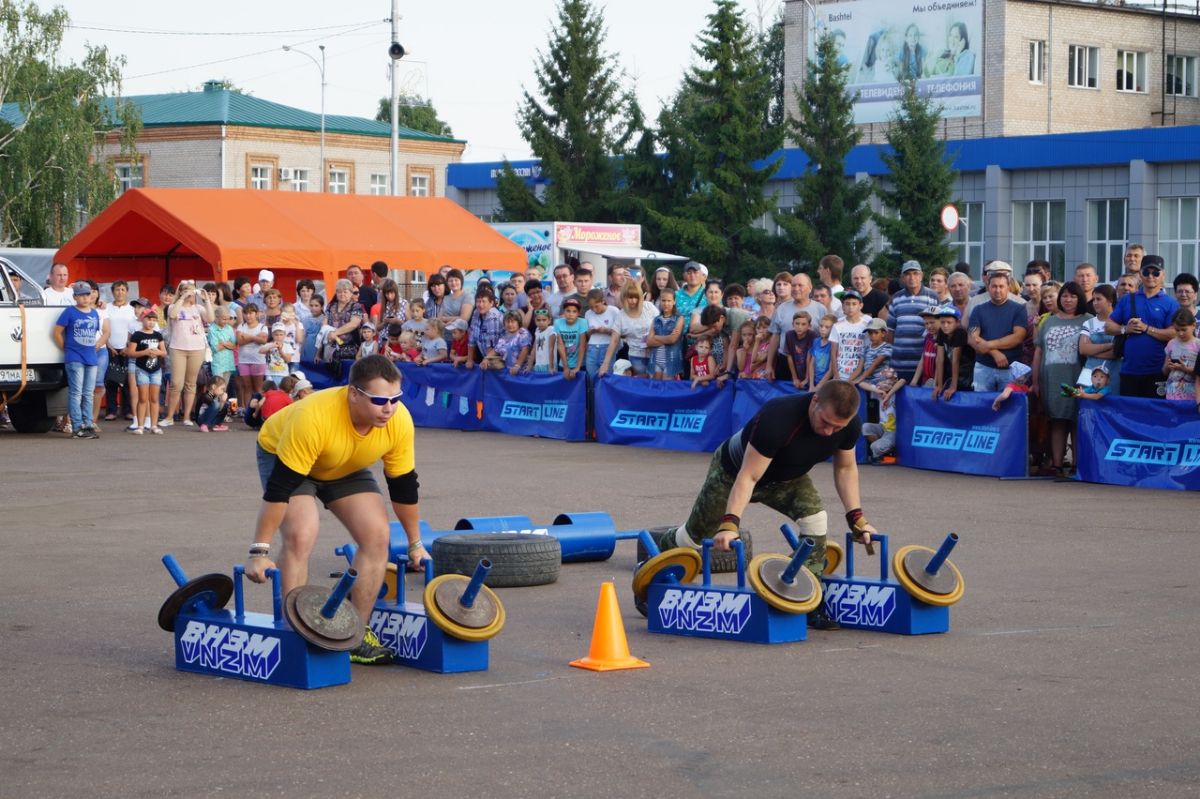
top-left (349, 627), bottom-right (394, 665)
top-left (131, 427), bottom-right (144, 435)
top-left (183, 419), bottom-right (196, 427)
top-left (126, 424), bottom-right (140, 432)
top-left (150, 427), bottom-right (164, 435)
top-left (158, 418), bottom-right (174, 427)
top-left (807, 606), bottom-right (840, 631)
top-left (71, 428), bottom-right (90, 439)
top-left (212, 424), bottom-right (229, 432)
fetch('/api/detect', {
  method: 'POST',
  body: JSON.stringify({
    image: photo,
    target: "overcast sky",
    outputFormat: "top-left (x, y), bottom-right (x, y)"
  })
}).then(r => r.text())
top-left (55, 0), bottom-right (778, 163)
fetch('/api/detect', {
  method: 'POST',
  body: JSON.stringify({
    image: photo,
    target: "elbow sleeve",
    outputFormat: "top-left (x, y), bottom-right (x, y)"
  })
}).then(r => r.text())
top-left (386, 470), bottom-right (419, 505)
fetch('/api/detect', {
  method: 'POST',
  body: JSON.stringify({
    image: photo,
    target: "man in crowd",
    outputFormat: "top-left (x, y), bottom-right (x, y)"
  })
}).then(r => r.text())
top-left (103, 280), bottom-right (139, 421)
top-left (768, 272), bottom-right (827, 378)
top-left (563, 263), bottom-right (595, 308)
top-left (885, 260), bottom-right (940, 381)
top-left (1119, 244), bottom-right (1144, 283)
top-left (1105, 254), bottom-right (1179, 398)
top-left (42, 263), bottom-right (73, 306)
top-left (967, 260), bottom-right (1023, 319)
top-left (818, 254), bottom-right (847, 299)
top-left (968, 269), bottom-right (1029, 391)
top-left (546, 263), bottom-right (574, 316)
top-left (604, 265), bottom-right (629, 307)
top-left (347, 264), bottom-right (377, 311)
top-left (948, 272), bottom-right (973, 325)
top-left (850, 264), bottom-right (889, 321)
top-left (249, 269), bottom-right (274, 310)
top-left (247, 355), bottom-right (427, 665)
top-left (675, 261), bottom-right (709, 335)
top-left (1074, 262), bottom-right (1099, 314)
top-left (648, 380), bottom-right (877, 630)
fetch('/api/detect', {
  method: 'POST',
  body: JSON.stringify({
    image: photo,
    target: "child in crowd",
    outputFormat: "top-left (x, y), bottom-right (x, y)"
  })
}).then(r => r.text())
top-left (554, 298), bottom-right (588, 380)
top-left (290, 378), bottom-right (314, 401)
top-left (807, 315), bottom-right (835, 390)
top-left (909, 309), bottom-right (940, 388)
top-left (854, 317), bottom-right (893, 388)
top-left (784, 311), bottom-right (814, 390)
top-left (235, 303), bottom-right (268, 411)
top-left (1072, 363), bottom-right (1111, 401)
top-left (356, 322), bottom-right (379, 359)
top-left (1163, 308), bottom-right (1199, 401)
top-left (648, 288), bottom-right (684, 380)
top-left (302, 296), bottom-right (325, 361)
top-left (495, 310), bottom-right (533, 374)
top-left (831, 290), bottom-right (867, 381)
top-left (197, 374), bottom-right (230, 432)
top-left (382, 323), bottom-right (405, 361)
top-left (698, 305), bottom-right (730, 382)
top-left (419, 319), bottom-right (448, 365)
top-left (741, 317), bottom-right (774, 380)
top-left (279, 304), bottom-right (304, 371)
top-left (402, 299), bottom-right (427, 347)
top-left (207, 306), bottom-right (237, 393)
top-left (53, 281), bottom-right (102, 438)
top-left (862, 367), bottom-right (902, 462)
top-left (126, 306), bottom-right (166, 434)
top-left (531, 309), bottom-right (558, 373)
top-left (933, 305), bottom-right (972, 401)
top-left (690, 335), bottom-right (718, 389)
top-left (992, 361), bottom-right (1033, 411)
top-left (734, 320), bottom-right (757, 377)
top-left (584, 289), bottom-right (620, 376)
top-left (261, 322), bottom-right (295, 380)
top-left (396, 331), bottom-right (421, 362)
top-left (448, 319), bottom-right (471, 367)
top-left (244, 376), bottom-right (295, 429)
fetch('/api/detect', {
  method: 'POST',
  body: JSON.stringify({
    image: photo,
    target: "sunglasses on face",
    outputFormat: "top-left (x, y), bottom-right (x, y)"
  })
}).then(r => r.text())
top-left (1140, 267), bottom-right (1163, 277)
top-left (353, 385), bottom-right (403, 406)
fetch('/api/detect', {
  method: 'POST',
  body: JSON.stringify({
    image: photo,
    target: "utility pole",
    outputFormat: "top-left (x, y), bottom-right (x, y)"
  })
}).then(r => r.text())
top-left (389, 0), bottom-right (402, 196)
top-left (283, 44), bottom-right (326, 191)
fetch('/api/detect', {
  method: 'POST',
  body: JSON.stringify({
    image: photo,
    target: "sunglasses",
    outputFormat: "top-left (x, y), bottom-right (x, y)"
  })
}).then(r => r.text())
top-left (1140, 267), bottom-right (1163, 277)
top-left (352, 385), bottom-right (403, 406)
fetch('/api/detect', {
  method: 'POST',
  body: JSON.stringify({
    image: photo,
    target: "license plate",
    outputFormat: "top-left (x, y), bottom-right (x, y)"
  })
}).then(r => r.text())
top-left (0, 368), bottom-right (36, 382)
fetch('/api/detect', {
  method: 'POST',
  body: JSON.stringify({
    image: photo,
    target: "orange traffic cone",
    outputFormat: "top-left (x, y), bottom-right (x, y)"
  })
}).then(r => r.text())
top-left (570, 582), bottom-right (649, 672)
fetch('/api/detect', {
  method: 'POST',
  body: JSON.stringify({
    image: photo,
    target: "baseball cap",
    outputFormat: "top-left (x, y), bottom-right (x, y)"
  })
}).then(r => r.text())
top-left (935, 305), bottom-right (961, 319)
top-left (841, 290), bottom-right (862, 302)
top-left (684, 261), bottom-right (709, 277)
top-left (901, 260), bottom-right (922, 274)
top-left (985, 260), bottom-right (1013, 276)
top-left (258, 269), bottom-right (275, 283)
top-left (612, 359), bottom-right (633, 376)
top-left (563, 297), bottom-right (582, 310)
top-left (865, 317), bottom-right (887, 331)
top-left (72, 281), bottom-right (91, 296)
top-left (130, 296), bottom-right (151, 308)
top-left (359, 321), bottom-right (375, 331)
top-left (1141, 254), bottom-right (1165, 270)
top-left (919, 306), bottom-right (940, 317)
top-left (1009, 361), bottom-right (1031, 381)
top-left (289, 379), bottom-right (313, 399)
top-left (447, 319), bottom-right (468, 332)
top-left (271, 322), bottom-right (287, 332)
top-left (1093, 362), bottom-right (1110, 375)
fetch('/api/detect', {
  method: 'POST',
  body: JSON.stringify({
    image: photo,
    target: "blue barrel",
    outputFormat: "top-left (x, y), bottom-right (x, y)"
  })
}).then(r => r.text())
top-left (551, 512), bottom-right (619, 563)
top-left (453, 515), bottom-right (536, 532)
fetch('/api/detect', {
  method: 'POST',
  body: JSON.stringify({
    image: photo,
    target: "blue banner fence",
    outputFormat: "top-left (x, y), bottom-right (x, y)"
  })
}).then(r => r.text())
top-left (896, 390), bottom-right (1029, 479)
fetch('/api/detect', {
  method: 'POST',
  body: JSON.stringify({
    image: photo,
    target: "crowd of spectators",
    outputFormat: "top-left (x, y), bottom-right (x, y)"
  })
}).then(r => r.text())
top-left (17, 249), bottom-right (1200, 478)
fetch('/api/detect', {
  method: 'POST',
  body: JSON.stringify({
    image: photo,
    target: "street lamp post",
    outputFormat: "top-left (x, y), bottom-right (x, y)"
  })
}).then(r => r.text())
top-left (283, 44), bottom-right (326, 192)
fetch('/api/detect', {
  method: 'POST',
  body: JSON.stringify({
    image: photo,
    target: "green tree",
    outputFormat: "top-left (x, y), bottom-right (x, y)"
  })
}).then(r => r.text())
top-left (776, 31), bottom-right (873, 271)
top-left (0, 0), bottom-right (140, 247)
top-left (374, 94), bottom-right (454, 138)
top-left (761, 13), bottom-right (785, 130)
top-left (496, 0), bottom-right (638, 222)
top-left (872, 81), bottom-right (958, 274)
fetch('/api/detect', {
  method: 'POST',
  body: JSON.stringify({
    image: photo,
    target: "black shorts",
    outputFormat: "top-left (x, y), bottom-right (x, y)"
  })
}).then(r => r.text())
top-left (255, 444), bottom-right (380, 507)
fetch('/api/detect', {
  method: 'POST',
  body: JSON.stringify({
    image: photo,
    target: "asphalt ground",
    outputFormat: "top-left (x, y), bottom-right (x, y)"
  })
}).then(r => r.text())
top-left (1, 421), bottom-right (1198, 799)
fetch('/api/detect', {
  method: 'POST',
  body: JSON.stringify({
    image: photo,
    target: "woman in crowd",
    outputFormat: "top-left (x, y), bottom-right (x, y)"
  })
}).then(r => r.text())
top-left (1079, 284), bottom-right (1121, 395)
top-left (425, 273), bottom-right (448, 332)
top-left (372, 278), bottom-right (408, 330)
top-left (614, 281), bottom-right (661, 377)
top-left (230, 276), bottom-right (254, 324)
top-left (649, 266), bottom-right (678, 309)
top-left (162, 279), bottom-right (214, 427)
top-left (522, 280), bottom-right (550, 331)
top-left (261, 288), bottom-right (284, 328)
top-left (324, 278), bottom-right (365, 362)
top-left (1032, 281), bottom-right (1092, 478)
top-left (755, 286), bottom-right (776, 322)
top-left (1174, 274), bottom-right (1198, 334)
top-left (295, 279), bottom-right (317, 322)
top-left (440, 268), bottom-right (474, 331)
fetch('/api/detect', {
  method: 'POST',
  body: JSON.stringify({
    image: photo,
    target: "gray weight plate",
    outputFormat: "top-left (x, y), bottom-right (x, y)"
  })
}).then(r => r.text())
top-left (756, 558), bottom-right (818, 603)
top-left (432, 579), bottom-right (499, 629)
top-left (901, 550), bottom-right (961, 595)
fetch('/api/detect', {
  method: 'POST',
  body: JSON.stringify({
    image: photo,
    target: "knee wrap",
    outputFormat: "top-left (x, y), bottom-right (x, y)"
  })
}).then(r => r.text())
top-left (794, 510), bottom-right (828, 539)
top-left (674, 524), bottom-right (703, 550)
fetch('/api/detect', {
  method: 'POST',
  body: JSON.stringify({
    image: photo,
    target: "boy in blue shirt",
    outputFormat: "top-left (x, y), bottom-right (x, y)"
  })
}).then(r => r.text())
top-left (554, 297), bottom-right (588, 380)
top-left (53, 281), bottom-right (104, 438)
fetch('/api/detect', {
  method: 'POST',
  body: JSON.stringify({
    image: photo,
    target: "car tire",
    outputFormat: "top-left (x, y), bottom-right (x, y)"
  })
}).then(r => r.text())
top-left (431, 533), bottom-right (561, 588)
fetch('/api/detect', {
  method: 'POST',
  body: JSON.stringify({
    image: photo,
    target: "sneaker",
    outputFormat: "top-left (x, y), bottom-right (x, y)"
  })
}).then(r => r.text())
top-left (199, 424), bottom-right (210, 432)
top-left (126, 424), bottom-right (140, 432)
top-left (84, 426), bottom-right (100, 439)
top-left (150, 427), bottom-right (164, 435)
top-left (349, 627), bottom-right (394, 665)
top-left (158, 418), bottom-right (174, 427)
top-left (131, 427), bottom-right (144, 435)
top-left (212, 424), bottom-right (229, 432)
top-left (71, 428), bottom-right (90, 439)
top-left (807, 606), bottom-right (841, 631)
top-left (183, 420), bottom-right (196, 427)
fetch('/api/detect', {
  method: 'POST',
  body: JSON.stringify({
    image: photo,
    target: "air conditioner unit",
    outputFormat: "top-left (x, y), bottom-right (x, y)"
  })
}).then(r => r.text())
top-left (278, 167), bottom-right (294, 181)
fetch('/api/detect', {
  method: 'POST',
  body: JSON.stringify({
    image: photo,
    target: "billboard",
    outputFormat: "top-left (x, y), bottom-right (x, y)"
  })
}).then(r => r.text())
top-left (812, 0), bottom-right (984, 124)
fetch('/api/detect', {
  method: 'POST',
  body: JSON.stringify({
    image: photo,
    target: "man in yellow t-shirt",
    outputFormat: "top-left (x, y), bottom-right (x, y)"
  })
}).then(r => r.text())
top-left (246, 355), bottom-right (426, 664)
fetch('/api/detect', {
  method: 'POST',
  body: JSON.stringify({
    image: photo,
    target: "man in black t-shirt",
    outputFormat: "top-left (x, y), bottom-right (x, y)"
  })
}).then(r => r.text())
top-left (652, 380), bottom-right (878, 629)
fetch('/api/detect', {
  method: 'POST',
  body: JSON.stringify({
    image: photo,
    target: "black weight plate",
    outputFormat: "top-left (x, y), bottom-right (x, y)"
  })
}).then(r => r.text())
top-left (284, 585), bottom-right (364, 652)
top-left (158, 573), bottom-right (234, 632)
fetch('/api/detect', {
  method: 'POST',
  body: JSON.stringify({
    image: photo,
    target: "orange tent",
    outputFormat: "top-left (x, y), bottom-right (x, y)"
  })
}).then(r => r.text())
top-left (56, 188), bottom-right (526, 294)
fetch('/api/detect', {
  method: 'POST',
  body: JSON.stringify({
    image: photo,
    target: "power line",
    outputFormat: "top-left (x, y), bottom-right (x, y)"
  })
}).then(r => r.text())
top-left (68, 19), bottom-right (386, 37)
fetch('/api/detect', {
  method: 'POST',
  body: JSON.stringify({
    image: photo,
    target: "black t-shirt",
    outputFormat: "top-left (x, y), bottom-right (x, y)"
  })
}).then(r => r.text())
top-left (935, 327), bottom-right (975, 389)
top-left (861, 289), bottom-right (889, 319)
top-left (357, 284), bottom-right (378, 312)
top-left (129, 329), bottom-right (165, 373)
top-left (720, 393), bottom-right (861, 485)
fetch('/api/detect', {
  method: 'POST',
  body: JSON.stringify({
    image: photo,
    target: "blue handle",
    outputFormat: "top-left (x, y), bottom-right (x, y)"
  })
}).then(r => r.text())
top-left (393, 553), bottom-right (408, 606)
top-left (320, 569), bottom-right (358, 619)
top-left (779, 523), bottom-right (801, 551)
top-left (162, 554), bottom-right (188, 587)
top-left (845, 532), bottom-right (890, 580)
top-left (424, 558), bottom-right (434, 585)
top-left (781, 538), bottom-right (815, 585)
top-left (638, 529), bottom-right (660, 559)
top-left (233, 565), bottom-right (246, 621)
top-left (926, 533), bottom-right (959, 575)
top-left (335, 543), bottom-right (357, 566)
top-left (733, 539), bottom-right (746, 589)
top-left (459, 560), bottom-right (492, 608)
top-left (701, 540), bottom-right (713, 586)
top-left (268, 568), bottom-right (282, 622)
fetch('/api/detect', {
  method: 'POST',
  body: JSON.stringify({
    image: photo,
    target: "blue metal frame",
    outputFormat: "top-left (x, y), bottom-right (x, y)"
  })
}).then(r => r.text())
top-left (820, 533), bottom-right (950, 635)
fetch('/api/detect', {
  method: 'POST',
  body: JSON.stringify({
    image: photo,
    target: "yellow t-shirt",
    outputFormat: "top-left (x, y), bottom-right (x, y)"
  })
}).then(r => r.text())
top-left (258, 386), bottom-right (415, 480)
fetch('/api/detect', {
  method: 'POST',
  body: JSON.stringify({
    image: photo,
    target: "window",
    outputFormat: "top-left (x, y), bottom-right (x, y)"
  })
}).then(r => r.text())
top-left (1086, 199), bottom-right (1128, 282)
top-left (1028, 41), bottom-right (1046, 84)
top-left (1166, 54), bottom-right (1198, 97)
top-left (370, 174), bottom-right (388, 196)
top-left (1012, 200), bottom-right (1066, 280)
top-left (409, 174), bottom-right (429, 197)
top-left (290, 169), bottom-right (309, 193)
top-left (774, 206), bottom-right (794, 237)
top-left (114, 161), bottom-right (144, 194)
top-left (1116, 50), bottom-right (1148, 93)
top-left (250, 165), bottom-right (272, 190)
top-left (949, 202), bottom-right (984, 274)
top-left (1159, 197), bottom-right (1200, 280)
top-left (1068, 45), bottom-right (1099, 89)
top-left (329, 168), bottom-right (349, 194)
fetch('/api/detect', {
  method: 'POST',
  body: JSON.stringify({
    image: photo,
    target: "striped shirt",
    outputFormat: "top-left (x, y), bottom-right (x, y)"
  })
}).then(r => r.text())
top-left (885, 287), bottom-right (939, 378)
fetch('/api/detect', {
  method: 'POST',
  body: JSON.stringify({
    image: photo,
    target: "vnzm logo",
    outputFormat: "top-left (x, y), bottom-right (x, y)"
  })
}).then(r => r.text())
top-left (1105, 439), bottom-right (1200, 467)
top-left (911, 425), bottom-right (1000, 455)
top-left (657, 588), bottom-right (752, 634)
top-left (500, 400), bottom-right (568, 423)
top-left (822, 582), bottom-right (896, 627)
top-left (369, 609), bottom-right (429, 660)
top-left (179, 620), bottom-right (282, 680)
top-left (611, 410), bottom-right (707, 434)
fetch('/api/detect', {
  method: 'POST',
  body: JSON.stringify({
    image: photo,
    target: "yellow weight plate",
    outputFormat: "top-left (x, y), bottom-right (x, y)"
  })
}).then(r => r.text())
top-left (747, 554), bottom-right (823, 614)
top-left (632, 548), bottom-right (702, 604)
top-left (823, 541), bottom-right (844, 576)
top-left (891, 545), bottom-right (965, 607)
top-left (422, 575), bottom-right (507, 641)
top-left (382, 562), bottom-right (398, 602)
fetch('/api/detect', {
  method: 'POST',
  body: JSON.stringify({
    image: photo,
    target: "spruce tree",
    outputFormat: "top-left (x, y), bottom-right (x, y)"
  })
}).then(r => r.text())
top-left (777, 31), bottom-right (873, 271)
top-left (873, 81), bottom-right (958, 274)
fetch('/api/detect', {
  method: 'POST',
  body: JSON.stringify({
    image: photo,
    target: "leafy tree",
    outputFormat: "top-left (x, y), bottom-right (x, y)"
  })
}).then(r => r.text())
top-left (0, 0), bottom-right (140, 247)
top-left (872, 81), bottom-right (958, 274)
top-left (496, 0), bottom-right (638, 222)
top-left (760, 13), bottom-right (785, 130)
top-left (375, 94), bottom-right (454, 138)
top-left (776, 31), bottom-right (873, 271)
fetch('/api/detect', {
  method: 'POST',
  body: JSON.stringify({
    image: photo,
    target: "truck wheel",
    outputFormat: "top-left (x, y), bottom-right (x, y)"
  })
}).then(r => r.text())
top-left (7, 395), bottom-right (54, 434)
top-left (431, 534), bottom-right (561, 588)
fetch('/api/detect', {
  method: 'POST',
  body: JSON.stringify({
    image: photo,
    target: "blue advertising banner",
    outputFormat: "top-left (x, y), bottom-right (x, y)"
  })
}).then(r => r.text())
top-left (298, 360), bottom-right (346, 391)
top-left (1076, 397), bottom-right (1200, 492)
top-left (395, 363), bottom-right (482, 431)
top-left (481, 372), bottom-right (587, 441)
top-left (896, 390), bottom-right (1027, 478)
top-left (594, 377), bottom-right (734, 453)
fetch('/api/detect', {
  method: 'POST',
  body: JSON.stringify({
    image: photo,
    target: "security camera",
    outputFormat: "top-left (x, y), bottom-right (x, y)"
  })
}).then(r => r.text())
top-left (388, 42), bottom-right (406, 60)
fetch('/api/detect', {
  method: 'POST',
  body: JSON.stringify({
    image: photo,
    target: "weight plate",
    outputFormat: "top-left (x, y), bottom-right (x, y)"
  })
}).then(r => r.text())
top-left (632, 548), bottom-right (702, 605)
top-left (746, 554), bottom-right (822, 614)
top-left (284, 585), bottom-right (364, 651)
top-left (892, 545), bottom-right (965, 607)
top-left (422, 575), bottom-right (506, 641)
top-left (432, 578), bottom-right (500, 629)
top-left (823, 541), bottom-right (844, 576)
top-left (157, 573), bottom-right (234, 632)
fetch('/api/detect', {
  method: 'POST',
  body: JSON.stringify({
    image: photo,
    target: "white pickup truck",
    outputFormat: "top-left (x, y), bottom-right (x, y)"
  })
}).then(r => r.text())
top-left (0, 257), bottom-right (68, 433)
